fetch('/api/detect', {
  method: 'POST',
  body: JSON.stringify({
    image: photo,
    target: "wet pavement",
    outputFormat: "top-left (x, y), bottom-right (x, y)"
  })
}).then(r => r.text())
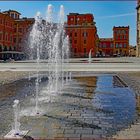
top-left (0, 73), bottom-right (138, 139)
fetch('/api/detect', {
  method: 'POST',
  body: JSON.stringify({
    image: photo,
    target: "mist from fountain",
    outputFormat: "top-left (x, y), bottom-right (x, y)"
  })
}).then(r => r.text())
top-left (21, 4), bottom-right (70, 115)
top-left (12, 100), bottom-right (20, 135)
top-left (69, 72), bottom-right (72, 81)
top-left (47, 4), bottom-right (70, 95)
top-left (88, 49), bottom-right (93, 63)
top-left (64, 35), bottom-right (70, 84)
top-left (4, 100), bottom-right (29, 138)
top-left (28, 12), bottom-right (44, 114)
top-left (5, 4), bottom-right (72, 138)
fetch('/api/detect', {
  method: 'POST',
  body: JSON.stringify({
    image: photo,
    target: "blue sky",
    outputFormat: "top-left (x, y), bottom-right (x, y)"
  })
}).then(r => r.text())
top-left (0, 1), bottom-right (137, 45)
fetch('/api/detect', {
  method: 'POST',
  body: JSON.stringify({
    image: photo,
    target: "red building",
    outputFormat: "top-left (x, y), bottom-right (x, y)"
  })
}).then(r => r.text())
top-left (113, 26), bottom-right (129, 56)
top-left (98, 38), bottom-right (114, 57)
top-left (0, 12), bottom-right (15, 60)
top-left (97, 26), bottom-right (129, 57)
top-left (0, 10), bottom-right (34, 60)
top-left (13, 17), bottom-right (34, 52)
top-left (65, 13), bottom-right (98, 57)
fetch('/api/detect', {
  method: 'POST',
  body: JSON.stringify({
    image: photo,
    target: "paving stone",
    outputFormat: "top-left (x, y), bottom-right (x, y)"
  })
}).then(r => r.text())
top-left (64, 133), bottom-right (81, 138)
top-left (53, 138), bottom-right (68, 140)
top-left (75, 129), bottom-right (93, 134)
top-left (64, 129), bottom-right (75, 134)
top-left (81, 134), bottom-right (101, 139)
top-left (84, 119), bottom-right (93, 124)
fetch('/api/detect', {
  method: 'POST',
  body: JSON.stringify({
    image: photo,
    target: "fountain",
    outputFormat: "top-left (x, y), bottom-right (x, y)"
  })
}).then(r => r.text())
top-left (28, 72), bottom-right (31, 81)
top-left (4, 100), bottom-right (29, 139)
top-left (29, 12), bottom-right (44, 114)
top-left (4, 4), bottom-right (72, 138)
top-left (69, 72), bottom-right (72, 81)
top-left (20, 4), bottom-right (70, 109)
top-left (13, 100), bottom-right (20, 135)
top-left (88, 48), bottom-right (93, 63)
top-left (46, 4), bottom-right (70, 95)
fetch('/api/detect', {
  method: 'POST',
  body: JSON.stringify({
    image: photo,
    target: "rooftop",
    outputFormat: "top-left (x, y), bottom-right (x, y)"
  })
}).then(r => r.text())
top-left (2, 9), bottom-right (21, 15)
top-left (69, 13), bottom-right (93, 16)
top-left (113, 26), bottom-right (129, 29)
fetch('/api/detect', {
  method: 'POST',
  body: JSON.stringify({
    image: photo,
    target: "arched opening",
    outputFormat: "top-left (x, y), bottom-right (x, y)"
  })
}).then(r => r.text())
top-left (9, 46), bottom-right (12, 51)
top-left (14, 46), bottom-right (16, 51)
top-left (0, 44), bottom-right (2, 51)
top-left (0, 44), bottom-right (2, 60)
top-left (4, 46), bottom-right (7, 51)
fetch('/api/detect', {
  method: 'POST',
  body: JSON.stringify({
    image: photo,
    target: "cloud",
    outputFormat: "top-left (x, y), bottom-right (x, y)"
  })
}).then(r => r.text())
top-left (97, 13), bottom-right (136, 19)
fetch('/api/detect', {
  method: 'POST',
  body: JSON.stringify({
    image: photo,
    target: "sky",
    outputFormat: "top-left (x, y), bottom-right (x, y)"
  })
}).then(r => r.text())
top-left (0, 1), bottom-right (137, 45)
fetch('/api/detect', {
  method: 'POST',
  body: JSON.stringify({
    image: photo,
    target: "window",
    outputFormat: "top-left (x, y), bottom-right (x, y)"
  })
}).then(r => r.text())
top-left (0, 45), bottom-right (2, 51)
top-left (116, 43), bottom-right (119, 48)
top-left (83, 32), bottom-right (88, 37)
top-left (70, 32), bottom-right (72, 37)
top-left (15, 14), bottom-right (17, 19)
top-left (18, 28), bottom-right (22, 33)
top-left (124, 43), bottom-right (127, 48)
top-left (115, 35), bottom-right (118, 40)
top-left (124, 51), bottom-right (126, 55)
top-left (115, 31), bottom-right (118, 35)
top-left (14, 47), bottom-right (16, 51)
top-left (14, 28), bottom-right (17, 33)
top-left (124, 36), bottom-right (126, 39)
top-left (84, 48), bottom-right (86, 53)
top-left (9, 46), bottom-right (12, 51)
top-left (0, 45), bottom-right (2, 52)
top-left (11, 13), bottom-right (14, 18)
top-left (10, 35), bottom-right (13, 42)
top-left (8, 34), bottom-right (10, 41)
top-left (118, 30), bottom-right (121, 34)
top-left (74, 40), bottom-right (77, 44)
top-left (75, 32), bottom-right (77, 37)
top-left (122, 30), bottom-right (126, 35)
top-left (4, 46), bottom-right (7, 51)
top-left (103, 43), bottom-right (106, 48)
top-left (84, 40), bottom-right (86, 44)
top-left (110, 43), bottom-right (114, 48)
top-left (99, 43), bottom-right (102, 48)
top-left (5, 34), bottom-right (8, 41)
top-left (19, 38), bottom-right (22, 43)
top-left (0, 19), bottom-right (3, 24)
top-left (84, 48), bottom-right (86, 56)
top-left (119, 43), bottom-right (122, 48)
top-left (74, 48), bottom-right (77, 53)
top-left (13, 38), bottom-right (16, 43)
top-left (0, 32), bottom-right (3, 40)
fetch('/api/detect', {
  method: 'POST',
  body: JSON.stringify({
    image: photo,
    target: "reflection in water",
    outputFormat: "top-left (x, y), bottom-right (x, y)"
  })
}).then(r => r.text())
top-left (74, 75), bottom-right (136, 137)
top-left (94, 75), bottom-right (136, 136)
